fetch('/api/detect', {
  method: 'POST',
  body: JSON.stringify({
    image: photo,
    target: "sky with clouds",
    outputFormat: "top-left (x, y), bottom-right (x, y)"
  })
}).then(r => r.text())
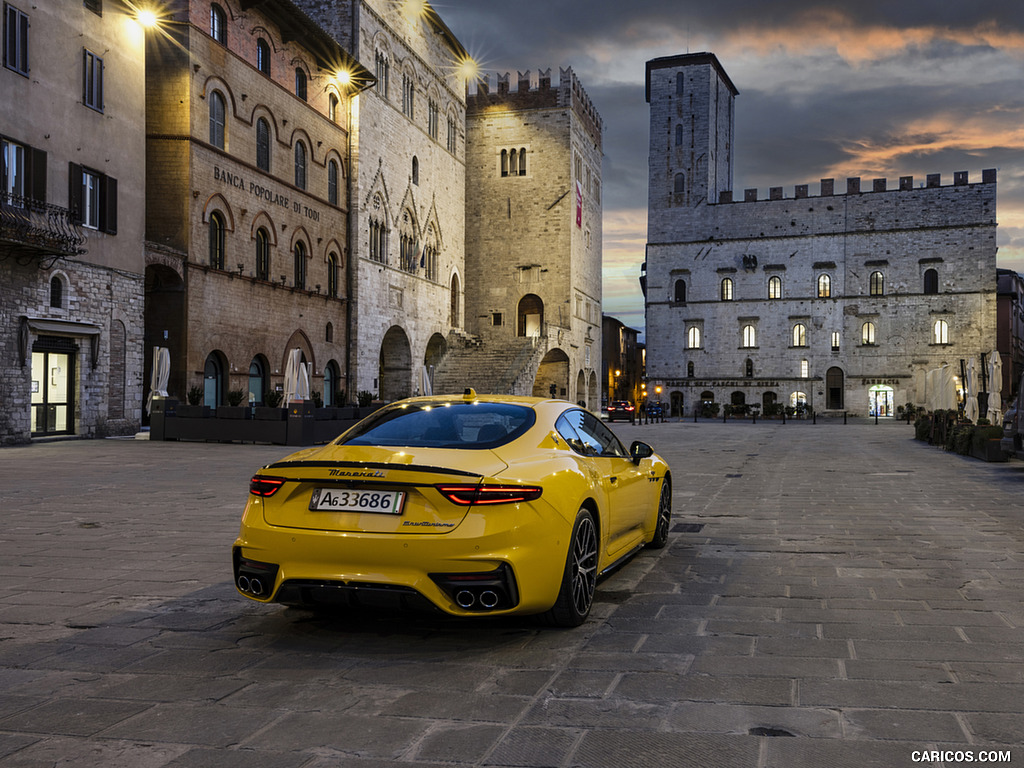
top-left (433, 0), bottom-right (1024, 337)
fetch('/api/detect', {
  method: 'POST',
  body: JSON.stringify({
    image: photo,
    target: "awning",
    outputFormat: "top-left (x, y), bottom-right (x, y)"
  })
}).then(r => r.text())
top-left (20, 316), bottom-right (102, 368)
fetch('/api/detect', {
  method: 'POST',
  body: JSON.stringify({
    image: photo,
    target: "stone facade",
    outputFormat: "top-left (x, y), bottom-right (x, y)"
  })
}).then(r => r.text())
top-left (465, 67), bottom-right (603, 407)
top-left (294, 0), bottom-right (469, 401)
top-left (644, 53), bottom-right (998, 418)
top-left (1, 0), bottom-right (147, 444)
top-left (144, 0), bottom-right (366, 407)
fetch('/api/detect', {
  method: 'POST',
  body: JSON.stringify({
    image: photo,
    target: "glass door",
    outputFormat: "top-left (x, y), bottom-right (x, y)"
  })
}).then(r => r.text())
top-left (31, 350), bottom-right (74, 435)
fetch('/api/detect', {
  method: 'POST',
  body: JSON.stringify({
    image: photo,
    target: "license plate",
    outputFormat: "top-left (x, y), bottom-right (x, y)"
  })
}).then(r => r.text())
top-left (309, 488), bottom-right (405, 514)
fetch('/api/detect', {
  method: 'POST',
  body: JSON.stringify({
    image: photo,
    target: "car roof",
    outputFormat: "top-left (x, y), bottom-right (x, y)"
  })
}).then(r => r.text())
top-left (384, 393), bottom-right (561, 409)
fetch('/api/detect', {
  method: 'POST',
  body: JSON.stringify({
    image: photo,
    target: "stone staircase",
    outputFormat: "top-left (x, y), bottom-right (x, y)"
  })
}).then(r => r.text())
top-left (432, 333), bottom-right (547, 396)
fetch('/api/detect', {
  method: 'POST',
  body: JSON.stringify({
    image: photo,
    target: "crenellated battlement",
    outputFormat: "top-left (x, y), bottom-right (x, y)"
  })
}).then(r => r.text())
top-left (719, 169), bottom-right (997, 204)
top-left (466, 66), bottom-right (603, 139)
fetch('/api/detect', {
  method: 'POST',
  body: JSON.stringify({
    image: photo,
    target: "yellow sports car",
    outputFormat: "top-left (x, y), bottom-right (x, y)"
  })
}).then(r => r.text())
top-left (233, 391), bottom-right (672, 626)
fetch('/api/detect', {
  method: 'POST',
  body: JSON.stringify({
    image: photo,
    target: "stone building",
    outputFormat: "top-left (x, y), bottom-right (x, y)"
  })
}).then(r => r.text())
top-left (602, 315), bottom-right (643, 409)
top-left (143, 0), bottom-right (371, 408)
top-left (453, 67), bottom-right (603, 406)
top-left (1, 0), bottom-right (147, 444)
top-left (643, 53), bottom-right (998, 418)
top-left (291, 0), bottom-right (469, 401)
top-left (997, 268), bottom-right (1024, 399)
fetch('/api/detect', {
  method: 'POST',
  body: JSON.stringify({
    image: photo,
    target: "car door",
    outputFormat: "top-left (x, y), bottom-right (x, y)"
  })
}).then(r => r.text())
top-left (557, 410), bottom-right (648, 558)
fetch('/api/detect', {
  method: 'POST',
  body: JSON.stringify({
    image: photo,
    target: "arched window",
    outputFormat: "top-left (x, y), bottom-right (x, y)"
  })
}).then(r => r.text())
top-left (256, 38), bottom-right (270, 76)
top-left (862, 321), bottom-right (876, 345)
top-left (49, 275), bottom-right (63, 309)
top-left (295, 67), bottom-right (307, 100)
top-left (328, 160), bottom-right (339, 205)
top-left (248, 358), bottom-right (266, 405)
top-left (674, 279), bottom-right (686, 303)
top-left (255, 227), bottom-right (270, 280)
top-left (256, 118), bottom-right (270, 171)
top-left (792, 323), bottom-right (807, 347)
top-left (721, 278), bottom-right (734, 301)
top-left (412, 156), bottom-right (419, 185)
top-left (209, 90), bottom-right (226, 149)
top-left (768, 275), bottom-right (782, 299)
top-left (204, 353), bottom-right (224, 407)
top-left (674, 173), bottom-right (684, 194)
top-left (329, 93), bottom-right (339, 122)
top-left (210, 3), bottom-right (226, 44)
top-left (869, 271), bottom-right (884, 296)
top-left (817, 274), bottom-right (831, 298)
top-left (742, 324), bottom-right (756, 348)
top-left (293, 241), bottom-right (306, 288)
top-left (831, 331), bottom-right (841, 351)
top-left (324, 361), bottom-right (341, 406)
top-left (676, 71), bottom-right (684, 95)
top-left (326, 322), bottom-right (333, 342)
top-left (294, 141), bottom-right (306, 189)
top-left (675, 125), bottom-right (683, 146)
top-left (924, 268), bottom-right (939, 295)
top-left (208, 211), bottom-right (225, 269)
top-left (933, 319), bottom-right (949, 344)
top-left (327, 251), bottom-right (339, 297)
top-left (687, 326), bottom-right (701, 349)
top-left (500, 148), bottom-right (508, 177)
top-left (518, 147), bottom-right (526, 176)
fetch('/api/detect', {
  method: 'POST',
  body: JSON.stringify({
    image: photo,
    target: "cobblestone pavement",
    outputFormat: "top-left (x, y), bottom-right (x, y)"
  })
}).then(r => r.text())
top-left (1, 420), bottom-right (1023, 767)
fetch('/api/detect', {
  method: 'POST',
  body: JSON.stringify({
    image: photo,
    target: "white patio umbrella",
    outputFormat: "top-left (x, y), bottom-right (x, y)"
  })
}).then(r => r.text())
top-left (941, 364), bottom-right (958, 411)
top-left (964, 357), bottom-right (979, 422)
top-left (283, 348), bottom-right (301, 403)
top-left (987, 350), bottom-right (1003, 423)
top-left (146, 346), bottom-right (170, 415)
top-left (296, 362), bottom-right (312, 401)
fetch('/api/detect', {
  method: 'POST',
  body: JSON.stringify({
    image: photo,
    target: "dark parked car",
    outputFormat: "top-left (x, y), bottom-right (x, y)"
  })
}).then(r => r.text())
top-left (607, 400), bottom-right (635, 423)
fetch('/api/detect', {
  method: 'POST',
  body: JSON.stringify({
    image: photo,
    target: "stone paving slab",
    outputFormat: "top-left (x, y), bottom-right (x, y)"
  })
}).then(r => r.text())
top-left (1, 422), bottom-right (1023, 766)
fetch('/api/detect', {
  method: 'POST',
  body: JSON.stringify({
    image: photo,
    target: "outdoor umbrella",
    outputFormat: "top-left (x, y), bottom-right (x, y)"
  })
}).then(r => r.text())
top-left (987, 351), bottom-right (1003, 424)
top-left (941, 365), bottom-right (958, 411)
top-left (146, 346), bottom-right (170, 415)
top-left (296, 362), bottom-right (311, 401)
top-left (283, 348), bottom-right (301, 403)
top-left (421, 365), bottom-right (433, 396)
top-left (965, 357), bottom-right (979, 422)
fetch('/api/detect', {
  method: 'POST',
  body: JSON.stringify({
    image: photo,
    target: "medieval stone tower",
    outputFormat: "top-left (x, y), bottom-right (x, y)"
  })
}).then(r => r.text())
top-left (447, 67), bottom-right (602, 406)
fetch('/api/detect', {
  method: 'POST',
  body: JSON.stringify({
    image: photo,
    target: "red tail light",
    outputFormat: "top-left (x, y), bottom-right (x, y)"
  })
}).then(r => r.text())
top-left (435, 484), bottom-right (543, 506)
top-left (249, 475), bottom-right (286, 497)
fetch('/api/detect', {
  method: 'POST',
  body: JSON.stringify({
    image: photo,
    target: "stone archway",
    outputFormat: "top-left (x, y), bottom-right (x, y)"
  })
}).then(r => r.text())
top-left (379, 326), bottom-right (412, 402)
top-left (533, 348), bottom-right (569, 399)
top-left (575, 370), bottom-right (586, 406)
top-left (144, 263), bottom-right (186, 411)
top-left (518, 294), bottom-right (543, 338)
top-left (588, 370), bottom-right (598, 411)
top-left (423, 333), bottom-right (447, 395)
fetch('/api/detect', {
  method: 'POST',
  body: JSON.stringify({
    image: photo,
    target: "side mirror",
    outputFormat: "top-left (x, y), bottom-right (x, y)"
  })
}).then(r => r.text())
top-left (629, 440), bottom-right (654, 465)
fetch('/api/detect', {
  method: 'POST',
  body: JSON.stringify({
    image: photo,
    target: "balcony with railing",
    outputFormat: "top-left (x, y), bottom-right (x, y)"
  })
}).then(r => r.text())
top-left (1, 193), bottom-right (86, 263)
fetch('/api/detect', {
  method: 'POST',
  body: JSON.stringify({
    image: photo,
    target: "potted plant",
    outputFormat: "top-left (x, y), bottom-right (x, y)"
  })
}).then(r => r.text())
top-left (177, 385), bottom-right (209, 418)
top-left (219, 389), bottom-right (251, 419)
top-left (255, 388), bottom-right (286, 420)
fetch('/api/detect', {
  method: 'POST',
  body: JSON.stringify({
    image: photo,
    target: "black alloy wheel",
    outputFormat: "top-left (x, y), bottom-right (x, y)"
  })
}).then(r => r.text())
top-left (647, 479), bottom-right (671, 549)
top-left (542, 508), bottom-right (598, 627)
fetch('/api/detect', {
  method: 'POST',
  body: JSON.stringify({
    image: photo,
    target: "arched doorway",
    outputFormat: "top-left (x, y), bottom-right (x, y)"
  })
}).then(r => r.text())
top-left (576, 370), bottom-right (586, 406)
top-left (143, 263), bottom-right (186, 416)
top-left (518, 294), bottom-right (544, 338)
top-left (533, 348), bottom-right (569, 399)
top-left (670, 391), bottom-right (684, 417)
top-left (204, 351), bottom-right (226, 408)
top-left (379, 326), bottom-right (412, 402)
top-left (423, 333), bottom-right (447, 395)
top-left (588, 370), bottom-right (598, 411)
top-left (826, 367), bottom-right (845, 410)
top-left (248, 355), bottom-right (269, 405)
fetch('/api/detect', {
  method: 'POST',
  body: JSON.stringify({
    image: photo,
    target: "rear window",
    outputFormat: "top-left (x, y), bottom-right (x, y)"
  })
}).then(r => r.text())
top-left (338, 401), bottom-right (536, 449)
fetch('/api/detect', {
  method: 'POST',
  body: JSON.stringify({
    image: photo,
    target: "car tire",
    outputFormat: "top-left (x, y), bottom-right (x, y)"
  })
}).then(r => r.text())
top-left (647, 479), bottom-right (671, 549)
top-left (541, 508), bottom-right (598, 627)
